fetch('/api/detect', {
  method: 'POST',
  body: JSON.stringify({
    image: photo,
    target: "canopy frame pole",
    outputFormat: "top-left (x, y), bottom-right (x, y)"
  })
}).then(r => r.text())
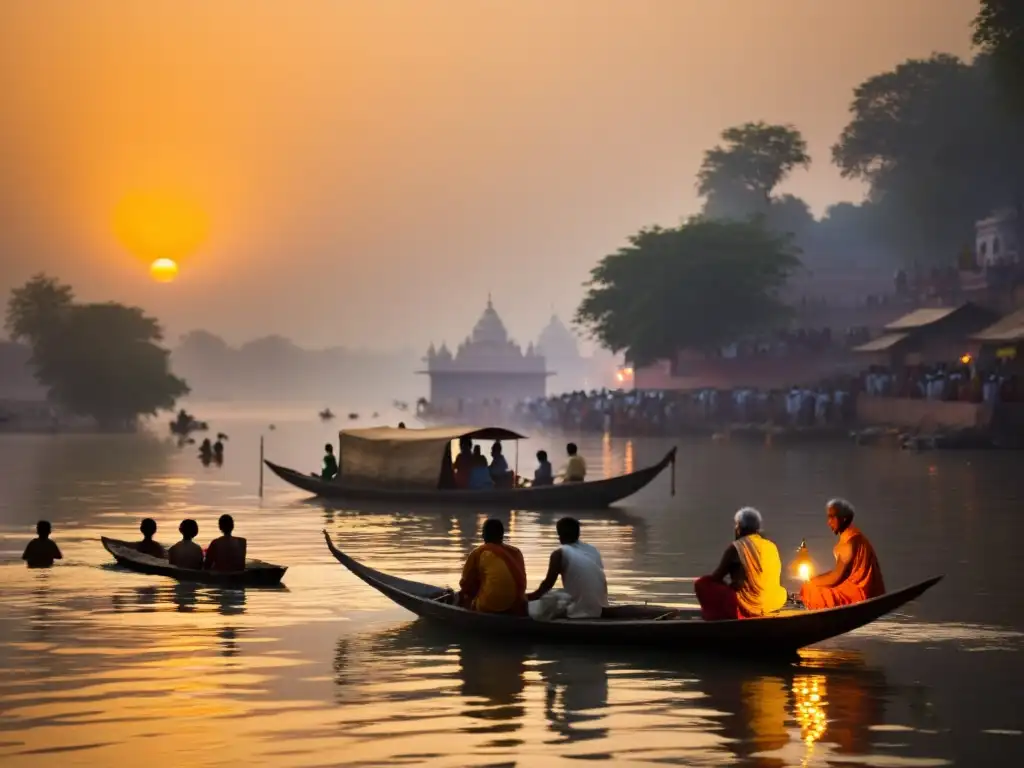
top-left (670, 450), bottom-right (676, 497)
top-left (514, 440), bottom-right (519, 487)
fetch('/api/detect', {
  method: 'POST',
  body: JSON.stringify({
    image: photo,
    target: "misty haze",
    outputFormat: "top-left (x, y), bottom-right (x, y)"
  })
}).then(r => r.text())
top-left (2, 2), bottom-right (1023, 767)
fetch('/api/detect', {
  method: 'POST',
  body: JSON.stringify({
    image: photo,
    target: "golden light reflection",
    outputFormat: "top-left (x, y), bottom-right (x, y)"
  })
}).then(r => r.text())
top-left (624, 440), bottom-right (634, 475)
top-left (114, 192), bottom-right (209, 265)
top-left (602, 432), bottom-right (613, 479)
top-left (792, 674), bottom-right (828, 746)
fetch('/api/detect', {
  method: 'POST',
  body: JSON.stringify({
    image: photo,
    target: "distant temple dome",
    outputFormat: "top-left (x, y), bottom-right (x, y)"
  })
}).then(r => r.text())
top-left (470, 295), bottom-right (509, 346)
top-left (536, 314), bottom-right (580, 361)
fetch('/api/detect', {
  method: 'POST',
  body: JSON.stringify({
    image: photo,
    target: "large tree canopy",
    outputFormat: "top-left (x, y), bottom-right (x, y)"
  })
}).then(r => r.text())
top-left (697, 122), bottom-right (810, 218)
top-left (832, 54), bottom-right (1023, 266)
top-left (4, 273), bottom-right (74, 346)
top-left (6, 276), bottom-right (189, 430)
top-left (575, 219), bottom-right (800, 365)
top-left (974, 0), bottom-right (1024, 110)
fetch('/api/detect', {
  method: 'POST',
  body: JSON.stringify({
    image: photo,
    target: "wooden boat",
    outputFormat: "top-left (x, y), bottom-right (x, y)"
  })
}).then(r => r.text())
top-left (266, 425), bottom-right (677, 510)
top-left (101, 537), bottom-right (287, 586)
top-left (324, 532), bottom-right (942, 654)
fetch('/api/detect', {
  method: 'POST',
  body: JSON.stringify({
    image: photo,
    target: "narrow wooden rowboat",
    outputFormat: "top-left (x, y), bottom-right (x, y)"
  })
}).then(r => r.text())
top-left (324, 532), bottom-right (942, 654)
top-left (266, 425), bottom-right (676, 510)
top-left (101, 537), bottom-right (287, 587)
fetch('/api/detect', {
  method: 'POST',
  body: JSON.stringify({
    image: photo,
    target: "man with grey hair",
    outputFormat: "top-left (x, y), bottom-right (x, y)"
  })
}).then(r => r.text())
top-left (694, 506), bottom-right (788, 621)
top-left (800, 498), bottom-right (885, 609)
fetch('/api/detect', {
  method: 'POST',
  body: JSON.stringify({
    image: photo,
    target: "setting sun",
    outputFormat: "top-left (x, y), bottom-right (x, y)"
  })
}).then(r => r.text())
top-left (150, 258), bottom-right (179, 283)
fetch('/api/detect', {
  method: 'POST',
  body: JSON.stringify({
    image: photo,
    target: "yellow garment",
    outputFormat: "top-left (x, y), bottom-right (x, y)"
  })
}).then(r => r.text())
top-left (565, 455), bottom-right (587, 482)
top-left (460, 545), bottom-right (525, 614)
top-left (732, 533), bottom-right (788, 616)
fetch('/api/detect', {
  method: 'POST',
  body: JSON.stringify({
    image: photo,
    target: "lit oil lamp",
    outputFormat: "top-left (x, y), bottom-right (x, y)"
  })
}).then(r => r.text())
top-left (789, 539), bottom-right (814, 582)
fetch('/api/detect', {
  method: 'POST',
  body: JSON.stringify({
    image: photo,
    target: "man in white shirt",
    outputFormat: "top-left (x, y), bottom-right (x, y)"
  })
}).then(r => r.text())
top-left (527, 517), bottom-right (608, 619)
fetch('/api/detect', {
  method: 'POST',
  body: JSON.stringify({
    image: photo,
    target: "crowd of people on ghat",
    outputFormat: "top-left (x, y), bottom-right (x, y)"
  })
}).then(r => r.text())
top-left (511, 360), bottom-right (1023, 436)
top-left (449, 498), bottom-right (885, 622)
top-left (513, 384), bottom-right (858, 435)
top-left (862, 361), bottom-right (1022, 404)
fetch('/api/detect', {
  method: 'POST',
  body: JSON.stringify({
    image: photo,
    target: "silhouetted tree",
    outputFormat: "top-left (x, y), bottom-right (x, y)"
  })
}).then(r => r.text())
top-left (5, 278), bottom-right (189, 430)
top-left (4, 274), bottom-right (74, 346)
top-left (832, 54), bottom-right (1023, 267)
top-left (575, 219), bottom-right (800, 365)
top-left (697, 122), bottom-right (810, 218)
top-left (974, 0), bottom-right (1024, 111)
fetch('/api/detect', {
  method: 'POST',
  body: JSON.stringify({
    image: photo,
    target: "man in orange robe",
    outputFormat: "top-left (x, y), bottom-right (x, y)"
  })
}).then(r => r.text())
top-left (459, 518), bottom-right (528, 615)
top-left (800, 499), bottom-right (885, 610)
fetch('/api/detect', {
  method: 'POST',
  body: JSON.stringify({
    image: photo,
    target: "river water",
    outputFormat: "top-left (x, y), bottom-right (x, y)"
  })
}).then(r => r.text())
top-left (1, 406), bottom-right (1022, 767)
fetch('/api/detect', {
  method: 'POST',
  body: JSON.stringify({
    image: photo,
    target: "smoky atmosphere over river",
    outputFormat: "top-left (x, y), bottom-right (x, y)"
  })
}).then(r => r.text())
top-left (1, 408), bottom-right (1022, 767)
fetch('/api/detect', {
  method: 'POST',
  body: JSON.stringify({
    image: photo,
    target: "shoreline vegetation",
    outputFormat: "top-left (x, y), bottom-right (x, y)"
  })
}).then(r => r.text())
top-left (3, 275), bottom-right (188, 434)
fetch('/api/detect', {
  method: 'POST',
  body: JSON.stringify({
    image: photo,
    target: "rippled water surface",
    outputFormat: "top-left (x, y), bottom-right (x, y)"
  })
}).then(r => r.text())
top-left (1, 407), bottom-right (1023, 766)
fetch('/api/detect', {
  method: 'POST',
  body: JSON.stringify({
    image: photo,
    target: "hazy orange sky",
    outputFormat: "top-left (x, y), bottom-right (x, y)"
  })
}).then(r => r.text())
top-left (0, 1), bottom-right (977, 351)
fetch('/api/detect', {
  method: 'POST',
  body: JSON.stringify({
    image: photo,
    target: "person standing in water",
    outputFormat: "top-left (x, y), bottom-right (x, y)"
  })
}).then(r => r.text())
top-left (22, 520), bottom-right (62, 568)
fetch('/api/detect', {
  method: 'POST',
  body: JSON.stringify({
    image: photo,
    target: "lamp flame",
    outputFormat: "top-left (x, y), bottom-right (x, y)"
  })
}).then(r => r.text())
top-left (789, 539), bottom-right (814, 582)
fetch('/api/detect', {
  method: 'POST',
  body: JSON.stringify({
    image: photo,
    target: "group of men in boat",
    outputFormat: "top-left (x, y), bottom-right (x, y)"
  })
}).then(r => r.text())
top-left (317, 437), bottom-right (588, 489)
top-left (452, 438), bottom-right (587, 490)
top-left (131, 514), bottom-right (248, 571)
top-left (458, 515), bottom-right (607, 619)
top-left (456, 497), bottom-right (884, 621)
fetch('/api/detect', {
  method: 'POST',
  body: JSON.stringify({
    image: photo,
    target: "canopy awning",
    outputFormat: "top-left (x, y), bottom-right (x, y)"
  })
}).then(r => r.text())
top-left (337, 425), bottom-right (525, 488)
top-left (972, 309), bottom-right (1024, 343)
top-left (853, 333), bottom-right (909, 353)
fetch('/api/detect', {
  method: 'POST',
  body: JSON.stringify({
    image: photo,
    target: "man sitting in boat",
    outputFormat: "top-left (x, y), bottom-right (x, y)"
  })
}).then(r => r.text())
top-left (135, 518), bottom-right (166, 558)
top-left (468, 445), bottom-right (494, 489)
top-left (527, 517), bottom-right (608, 619)
top-left (489, 441), bottom-right (512, 488)
top-left (694, 507), bottom-right (788, 621)
top-left (533, 450), bottom-right (554, 486)
top-left (320, 443), bottom-right (338, 480)
top-left (800, 499), bottom-right (885, 610)
top-left (203, 514), bottom-right (247, 572)
top-left (458, 518), bottom-right (527, 615)
top-left (563, 443), bottom-right (586, 482)
top-left (453, 436), bottom-right (474, 488)
top-left (168, 519), bottom-right (204, 570)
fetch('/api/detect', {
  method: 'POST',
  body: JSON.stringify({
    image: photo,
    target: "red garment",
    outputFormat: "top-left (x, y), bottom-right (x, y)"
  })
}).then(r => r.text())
top-left (453, 452), bottom-right (473, 489)
top-left (695, 575), bottom-right (745, 621)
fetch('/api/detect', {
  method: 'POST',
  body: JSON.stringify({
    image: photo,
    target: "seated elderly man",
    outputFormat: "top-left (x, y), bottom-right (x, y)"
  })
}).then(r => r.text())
top-left (694, 507), bottom-right (789, 621)
top-left (800, 498), bottom-right (885, 609)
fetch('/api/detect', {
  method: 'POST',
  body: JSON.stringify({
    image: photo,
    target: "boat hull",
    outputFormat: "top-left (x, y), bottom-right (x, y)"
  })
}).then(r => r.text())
top-left (265, 447), bottom-right (676, 510)
top-left (101, 537), bottom-right (287, 586)
top-left (324, 533), bottom-right (942, 654)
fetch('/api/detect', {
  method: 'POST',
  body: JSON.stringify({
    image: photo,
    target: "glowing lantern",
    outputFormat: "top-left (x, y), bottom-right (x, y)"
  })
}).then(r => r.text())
top-left (789, 540), bottom-right (814, 581)
top-left (959, 354), bottom-right (972, 365)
